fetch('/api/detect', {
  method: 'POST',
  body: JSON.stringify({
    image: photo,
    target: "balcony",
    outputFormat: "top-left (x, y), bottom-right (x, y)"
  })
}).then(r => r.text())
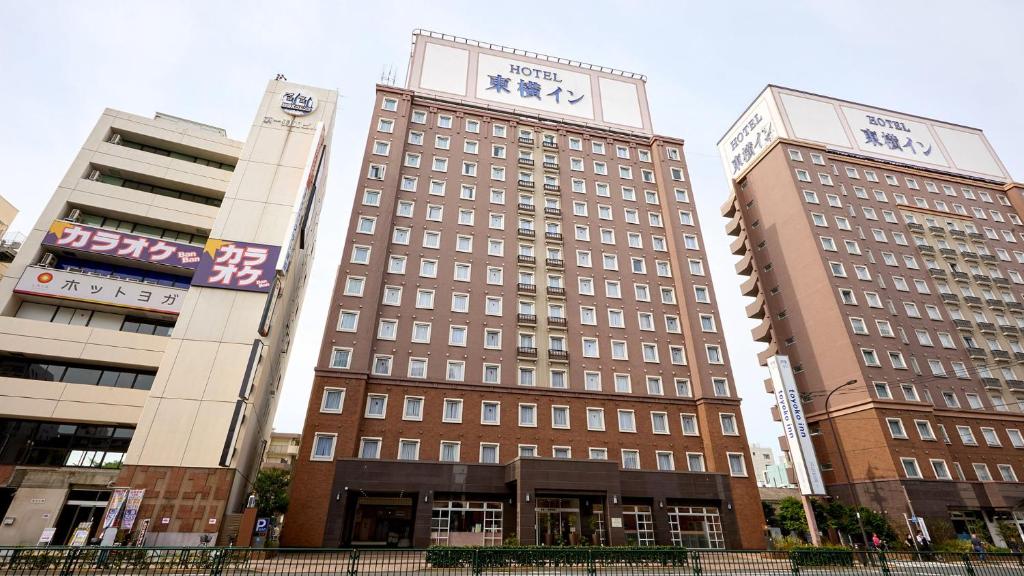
top-left (1008, 380), bottom-right (1024, 391)
top-left (725, 213), bottom-right (743, 237)
top-left (993, 277), bottom-right (1011, 286)
top-left (939, 248), bottom-right (957, 258)
top-left (517, 202), bottom-right (535, 213)
top-left (517, 283), bottom-right (536, 294)
top-left (980, 254), bottom-right (998, 263)
top-left (544, 232), bottom-right (563, 242)
top-left (548, 349), bottom-right (569, 362)
top-left (517, 346), bottom-right (538, 358)
top-left (543, 183), bottom-right (561, 193)
top-left (977, 322), bottom-right (997, 333)
top-left (745, 293), bottom-right (766, 319)
top-left (967, 347), bottom-right (987, 359)
top-left (973, 274), bottom-right (991, 284)
top-left (940, 293), bottom-right (960, 304)
top-left (963, 295), bottom-right (982, 306)
top-left (967, 231), bottom-right (983, 240)
top-left (962, 251), bottom-right (979, 262)
top-left (740, 274), bottom-right (760, 297)
top-left (992, 349), bottom-right (1011, 360)
top-left (517, 228), bottom-right (536, 239)
top-left (1016, 352), bottom-right (1024, 362)
top-left (721, 193), bottom-right (738, 218)
top-left (987, 298), bottom-right (1005, 309)
top-left (982, 377), bottom-right (1002, 389)
top-left (953, 319), bottom-right (973, 330)
top-left (950, 229), bottom-right (967, 238)
top-left (735, 251), bottom-right (754, 276)
top-left (518, 179), bottom-right (535, 189)
top-left (951, 271), bottom-right (969, 281)
top-left (546, 286), bottom-right (566, 298)
top-left (928, 269), bottom-right (948, 279)
top-left (730, 231), bottom-right (748, 256)
top-left (756, 340), bottom-right (779, 366)
top-left (752, 317), bottom-right (773, 343)
top-left (548, 316), bottom-right (567, 329)
top-left (545, 258), bottom-right (564, 269)
top-left (1008, 302), bottom-right (1024, 311)
top-left (518, 157), bottom-right (535, 167)
top-left (543, 161), bottom-right (559, 170)
top-left (906, 222), bottom-right (924, 232)
top-left (928, 225), bottom-right (946, 235)
top-left (517, 313), bottom-right (537, 325)
top-left (918, 245), bottom-right (935, 254)
top-left (517, 254), bottom-right (536, 266)
top-left (544, 207), bottom-right (562, 217)
top-left (542, 140), bottom-right (558, 150)
top-left (518, 136), bottom-right (535, 146)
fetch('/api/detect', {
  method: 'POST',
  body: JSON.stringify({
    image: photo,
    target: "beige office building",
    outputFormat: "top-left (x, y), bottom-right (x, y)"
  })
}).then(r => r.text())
top-left (0, 79), bottom-right (336, 546)
top-left (0, 195), bottom-right (19, 275)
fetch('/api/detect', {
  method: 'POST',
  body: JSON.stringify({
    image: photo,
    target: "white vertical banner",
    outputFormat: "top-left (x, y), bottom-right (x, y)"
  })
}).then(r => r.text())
top-left (767, 355), bottom-right (826, 495)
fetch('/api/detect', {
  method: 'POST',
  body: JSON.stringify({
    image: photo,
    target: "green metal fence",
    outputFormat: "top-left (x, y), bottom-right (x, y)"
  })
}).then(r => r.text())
top-left (0, 546), bottom-right (1023, 575)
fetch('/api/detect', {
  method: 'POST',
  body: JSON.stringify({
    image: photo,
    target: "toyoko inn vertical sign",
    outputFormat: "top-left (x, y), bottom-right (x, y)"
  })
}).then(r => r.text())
top-left (767, 355), bottom-right (826, 496)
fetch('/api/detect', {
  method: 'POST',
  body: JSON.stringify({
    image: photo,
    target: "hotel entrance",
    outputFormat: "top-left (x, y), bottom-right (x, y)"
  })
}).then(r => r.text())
top-left (350, 495), bottom-right (414, 547)
top-left (535, 497), bottom-right (607, 546)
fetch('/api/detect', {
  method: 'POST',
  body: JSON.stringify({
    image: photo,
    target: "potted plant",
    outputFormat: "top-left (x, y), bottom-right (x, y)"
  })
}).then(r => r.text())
top-left (568, 515), bottom-right (579, 546)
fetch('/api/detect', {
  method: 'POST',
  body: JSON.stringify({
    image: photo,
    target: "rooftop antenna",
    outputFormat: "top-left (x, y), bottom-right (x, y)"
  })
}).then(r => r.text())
top-left (380, 65), bottom-right (397, 86)
top-left (275, 73), bottom-right (288, 81)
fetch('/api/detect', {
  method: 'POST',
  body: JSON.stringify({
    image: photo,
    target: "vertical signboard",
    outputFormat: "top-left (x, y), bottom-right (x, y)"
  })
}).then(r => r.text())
top-left (767, 355), bottom-right (826, 495)
top-left (100, 488), bottom-right (129, 529)
top-left (193, 240), bottom-right (281, 293)
top-left (121, 489), bottom-right (146, 531)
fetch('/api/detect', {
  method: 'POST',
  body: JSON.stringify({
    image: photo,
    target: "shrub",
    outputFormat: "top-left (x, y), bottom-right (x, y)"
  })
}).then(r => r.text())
top-left (425, 546), bottom-right (689, 569)
top-left (789, 546), bottom-right (854, 567)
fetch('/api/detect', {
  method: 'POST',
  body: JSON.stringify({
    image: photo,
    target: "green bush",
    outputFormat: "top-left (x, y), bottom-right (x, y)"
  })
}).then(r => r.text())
top-left (8, 550), bottom-right (64, 570)
top-left (789, 546), bottom-right (854, 567)
top-left (770, 535), bottom-right (810, 551)
top-left (425, 546), bottom-right (689, 569)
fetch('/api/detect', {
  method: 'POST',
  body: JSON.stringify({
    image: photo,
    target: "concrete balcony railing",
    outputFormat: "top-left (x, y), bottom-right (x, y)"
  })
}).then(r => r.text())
top-left (740, 274), bottom-right (760, 298)
top-left (745, 293), bottom-right (766, 319)
top-left (734, 251), bottom-right (754, 276)
top-left (720, 192), bottom-right (738, 218)
top-left (725, 212), bottom-right (743, 237)
top-left (752, 317), bottom-right (773, 343)
top-left (730, 232), bottom-right (748, 256)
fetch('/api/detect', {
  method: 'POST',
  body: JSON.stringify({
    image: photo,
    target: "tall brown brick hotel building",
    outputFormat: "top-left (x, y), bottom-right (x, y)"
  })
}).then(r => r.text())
top-left (283, 31), bottom-right (764, 549)
top-left (719, 86), bottom-right (1024, 544)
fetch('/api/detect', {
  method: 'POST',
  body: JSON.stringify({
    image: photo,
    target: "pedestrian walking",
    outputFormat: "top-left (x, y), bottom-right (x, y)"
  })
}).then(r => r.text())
top-left (970, 533), bottom-right (985, 561)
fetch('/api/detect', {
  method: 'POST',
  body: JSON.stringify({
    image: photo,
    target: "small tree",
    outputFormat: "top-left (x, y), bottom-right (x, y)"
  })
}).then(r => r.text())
top-left (253, 469), bottom-right (290, 517)
top-left (776, 497), bottom-right (809, 535)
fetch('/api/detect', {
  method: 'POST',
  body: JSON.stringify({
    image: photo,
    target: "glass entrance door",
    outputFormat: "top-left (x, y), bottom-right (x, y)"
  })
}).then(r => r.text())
top-left (535, 498), bottom-right (581, 546)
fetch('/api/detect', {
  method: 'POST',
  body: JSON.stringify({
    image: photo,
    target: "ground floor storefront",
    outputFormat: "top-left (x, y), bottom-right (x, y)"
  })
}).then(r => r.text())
top-left (834, 478), bottom-right (1024, 547)
top-left (289, 458), bottom-right (762, 548)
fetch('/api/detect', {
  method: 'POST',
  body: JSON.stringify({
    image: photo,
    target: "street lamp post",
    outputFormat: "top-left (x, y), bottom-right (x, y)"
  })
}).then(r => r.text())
top-left (825, 379), bottom-right (870, 548)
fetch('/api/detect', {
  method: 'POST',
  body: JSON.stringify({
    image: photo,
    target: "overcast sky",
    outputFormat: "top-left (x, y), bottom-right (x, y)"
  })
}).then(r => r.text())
top-left (3, 0), bottom-right (1023, 453)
